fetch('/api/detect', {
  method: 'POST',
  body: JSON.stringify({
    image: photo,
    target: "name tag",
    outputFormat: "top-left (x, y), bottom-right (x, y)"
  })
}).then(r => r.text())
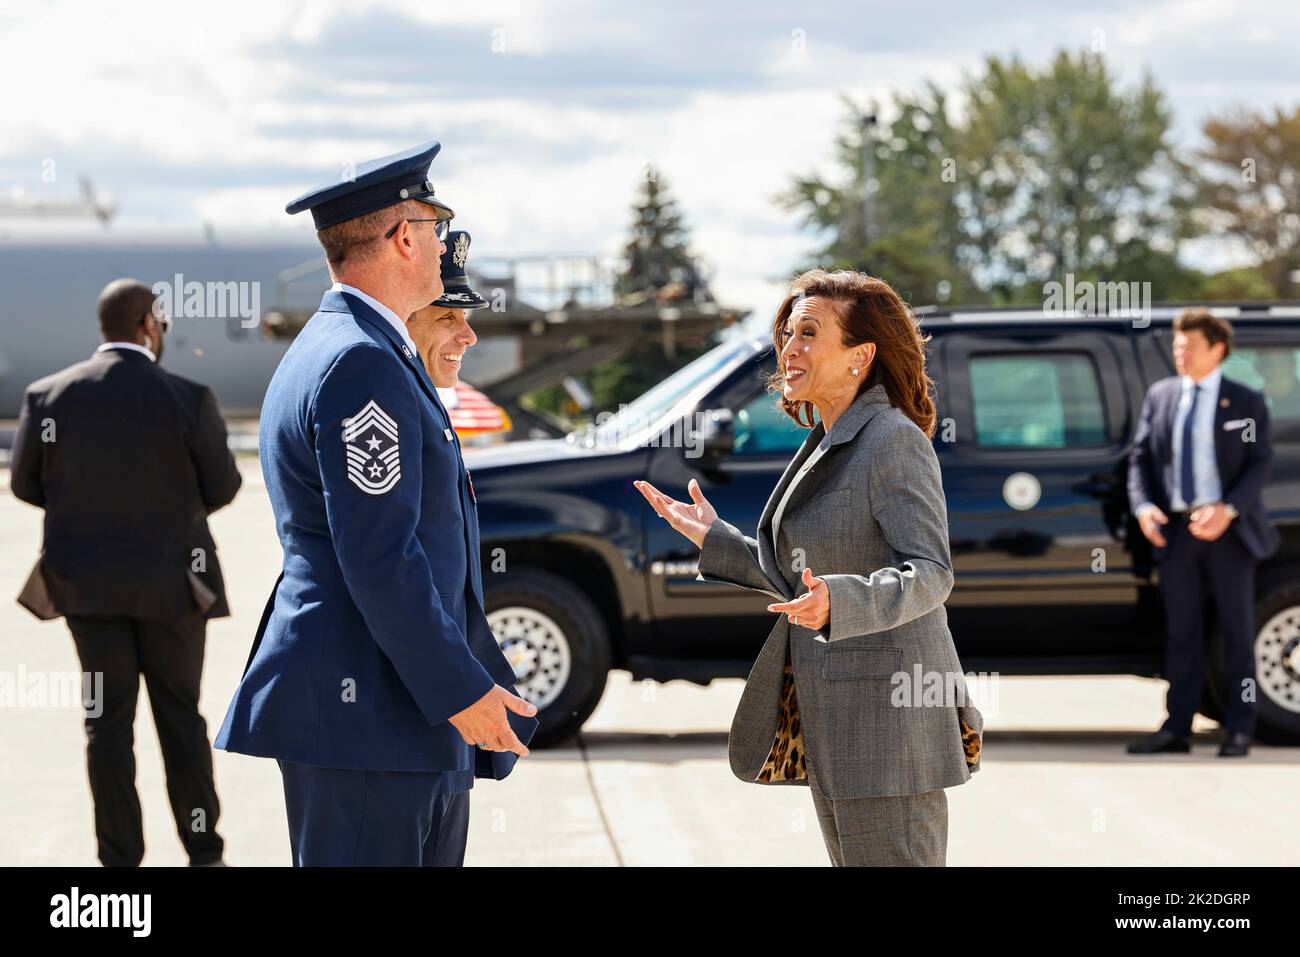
top-left (444, 428), bottom-right (454, 441)
top-left (1223, 419), bottom-right (1248, 430)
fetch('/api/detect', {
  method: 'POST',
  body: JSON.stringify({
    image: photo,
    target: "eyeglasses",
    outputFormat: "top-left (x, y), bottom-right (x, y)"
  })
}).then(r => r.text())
top-left (384, 218), bottom-right (450, 241)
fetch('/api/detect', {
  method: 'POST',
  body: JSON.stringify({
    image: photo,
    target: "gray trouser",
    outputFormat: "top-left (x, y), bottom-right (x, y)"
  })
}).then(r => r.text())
top-left (809, 779), bottom-right (948, 866)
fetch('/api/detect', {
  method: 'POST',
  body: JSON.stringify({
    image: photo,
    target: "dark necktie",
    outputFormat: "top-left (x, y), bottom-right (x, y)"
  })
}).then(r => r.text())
top-left (1179, 384), bottom-right (1200, 507)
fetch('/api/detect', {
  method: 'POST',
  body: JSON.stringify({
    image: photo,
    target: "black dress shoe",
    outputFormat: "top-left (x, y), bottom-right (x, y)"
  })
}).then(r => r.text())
top-left (1218, 732), bottom-right (1250, 757)
top-left (1126, 730), bottom-right (1191, 754)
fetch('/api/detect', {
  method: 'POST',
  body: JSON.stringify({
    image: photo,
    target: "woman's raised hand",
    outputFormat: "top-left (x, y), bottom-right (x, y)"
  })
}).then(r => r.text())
top-left (767, 567), bottom-right (830, 630)
top-left (634, 478), bottom-right (718, 549)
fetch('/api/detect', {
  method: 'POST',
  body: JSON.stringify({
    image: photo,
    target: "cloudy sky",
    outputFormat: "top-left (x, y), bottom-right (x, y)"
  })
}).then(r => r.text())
top-left (2, 0), bottom-right (1297, 316)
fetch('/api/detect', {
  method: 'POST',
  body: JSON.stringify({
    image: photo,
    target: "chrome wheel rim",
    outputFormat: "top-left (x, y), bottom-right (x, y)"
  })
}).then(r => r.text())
top-left (487, 605), bottom-right (572, 710)
top-left (1255, 606), bottom-right (1300, 714)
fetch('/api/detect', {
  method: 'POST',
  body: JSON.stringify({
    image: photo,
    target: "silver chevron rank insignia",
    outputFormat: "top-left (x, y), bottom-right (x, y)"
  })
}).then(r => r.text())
top-left (343, 399), bottom-right (401, 495)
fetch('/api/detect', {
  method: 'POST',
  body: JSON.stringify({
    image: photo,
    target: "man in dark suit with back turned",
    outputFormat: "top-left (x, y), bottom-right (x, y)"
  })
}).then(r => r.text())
top-left (9, 278), bottom-right (242, 866)
top-left (1127, 307), bottom-right (1279, 758)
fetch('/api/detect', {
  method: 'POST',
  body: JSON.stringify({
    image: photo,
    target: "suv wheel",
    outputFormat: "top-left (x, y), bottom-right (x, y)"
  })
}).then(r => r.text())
top-left (1209, 584), bottom-right (1300, 745)
top-left (484, 568), bottom-right (611, 748)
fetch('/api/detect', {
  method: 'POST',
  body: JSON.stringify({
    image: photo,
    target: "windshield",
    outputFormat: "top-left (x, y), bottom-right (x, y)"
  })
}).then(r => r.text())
top-left (581, 334), bottom-right (764, 449)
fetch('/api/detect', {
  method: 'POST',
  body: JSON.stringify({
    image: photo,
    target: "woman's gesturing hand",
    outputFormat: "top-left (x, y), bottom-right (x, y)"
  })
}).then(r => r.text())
top-left (767, 567), bottom-right (830, 629)
top-left (634, 478), bottom-right (718, 549)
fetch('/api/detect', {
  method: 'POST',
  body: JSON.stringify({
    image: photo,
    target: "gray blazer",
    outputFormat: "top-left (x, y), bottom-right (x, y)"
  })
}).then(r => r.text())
top-left (697, 382), bottom-right (983, 800)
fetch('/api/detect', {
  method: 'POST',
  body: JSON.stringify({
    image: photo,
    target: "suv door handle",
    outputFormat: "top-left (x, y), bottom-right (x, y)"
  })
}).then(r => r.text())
top-left (1070, 473), bottom-right (1120, 498)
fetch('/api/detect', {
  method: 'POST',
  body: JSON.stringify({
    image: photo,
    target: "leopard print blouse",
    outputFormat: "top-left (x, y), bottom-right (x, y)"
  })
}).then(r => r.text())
top-left (757, 653), bottom-right (982, 783)
top-left (757, 657), bottom-right (807, 782)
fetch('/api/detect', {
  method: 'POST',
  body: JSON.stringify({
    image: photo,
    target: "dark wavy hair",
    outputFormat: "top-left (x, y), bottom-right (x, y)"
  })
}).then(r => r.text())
top-left (1173, 306), bottom-right (1233, 359)
top-left (767, 269), bottom-right (937, 438)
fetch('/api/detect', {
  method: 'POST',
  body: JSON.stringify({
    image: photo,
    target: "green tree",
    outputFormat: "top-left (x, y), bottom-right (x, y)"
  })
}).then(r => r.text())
top-left (781, 89), bottom-right (978, 306)
top-left (784, 50), bottom-right (1198, 304)
top-left (1196, 266), bottom-right (1280, 301)
top-left (1198, 106), bottom-right (1300, 296)
top-left (524, 168), bottom-right (721, 428)
top-left (955, 50), bottom-right (1195, 297)
top-left (585, 338), bottom-right (714, 411)
top-left (523, 336), bottom-right (716, 427)
top-left (616, 165), bottom-right (711, 304)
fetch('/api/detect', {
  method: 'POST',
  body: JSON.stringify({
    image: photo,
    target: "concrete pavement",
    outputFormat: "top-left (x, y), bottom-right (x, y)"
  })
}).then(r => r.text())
top-left (2, 458), bottom-right (1296, 866)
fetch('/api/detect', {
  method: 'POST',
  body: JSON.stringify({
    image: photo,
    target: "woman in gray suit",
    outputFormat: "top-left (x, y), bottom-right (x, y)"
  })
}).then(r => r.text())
top-left (636, 269), bottom-right (982, 866)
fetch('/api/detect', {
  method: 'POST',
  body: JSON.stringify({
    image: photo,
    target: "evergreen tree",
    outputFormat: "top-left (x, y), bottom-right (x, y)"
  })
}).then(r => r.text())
top-left (616, 165), bottom-right (711, 304)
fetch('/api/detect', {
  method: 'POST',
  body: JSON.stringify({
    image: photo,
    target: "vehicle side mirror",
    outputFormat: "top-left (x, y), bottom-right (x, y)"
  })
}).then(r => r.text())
top-left (691, 408), bottom-right (734, 463)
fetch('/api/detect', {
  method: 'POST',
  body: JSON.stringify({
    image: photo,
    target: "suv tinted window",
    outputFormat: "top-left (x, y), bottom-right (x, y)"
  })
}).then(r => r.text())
top-left (733, 390), bottom-right (806, 454)
top-left (1222, 347), bottom-right (1300, 426)
top-left (970, 352), bottom-right (1107, 448)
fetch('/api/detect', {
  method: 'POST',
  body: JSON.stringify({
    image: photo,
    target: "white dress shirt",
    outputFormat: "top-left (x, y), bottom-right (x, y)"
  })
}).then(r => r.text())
top-left (1168, 365), bottom-right (1223, 511)
top-left (331, 282), bottom-right (419, 359)
top-left (96, 341), bottom-right (156, 362)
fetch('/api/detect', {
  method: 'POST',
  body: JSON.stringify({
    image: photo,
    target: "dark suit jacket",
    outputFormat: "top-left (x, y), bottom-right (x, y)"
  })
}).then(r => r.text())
top-left (9, 346), bottom-right (242, 622)
top-left (214, 290), bottom-right (535, 775)
top-left (1127, 372), bottom-right (1279, 561)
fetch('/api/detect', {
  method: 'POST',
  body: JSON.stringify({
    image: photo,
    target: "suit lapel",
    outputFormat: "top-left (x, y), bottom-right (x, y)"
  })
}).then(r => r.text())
top-left (756, 424), bottom-right (824, 596)
top-left (754, 384), bottom-right (897, 596)
top-left (461, 460), bottom-right (484, 602)
top-left (1161, 377), bottom-right (1188, 499)
top-left (1160, 378), bottom-right (1179, 458)
top-left (1213, 375), bottom-right (1233, 478)
top-left (759, 429), bottom-right (826, 582)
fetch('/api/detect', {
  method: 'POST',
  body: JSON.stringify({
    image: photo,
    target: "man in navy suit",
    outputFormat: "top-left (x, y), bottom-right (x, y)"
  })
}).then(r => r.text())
top-left (214, 141), bottom-right (537, 866)
top-left (1127, 307), bottom-right (1279, 758)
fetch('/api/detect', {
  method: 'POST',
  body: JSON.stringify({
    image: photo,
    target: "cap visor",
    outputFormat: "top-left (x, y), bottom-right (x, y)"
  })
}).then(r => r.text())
top-left (432, 289), bottom-right (488, 309)
top-left (415, 195), bottom-right (454, 219)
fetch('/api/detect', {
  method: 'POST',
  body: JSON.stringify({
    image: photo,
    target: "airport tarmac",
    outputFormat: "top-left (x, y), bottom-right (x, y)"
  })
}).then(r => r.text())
top-left (2, 458), bottom-right (1296, 867)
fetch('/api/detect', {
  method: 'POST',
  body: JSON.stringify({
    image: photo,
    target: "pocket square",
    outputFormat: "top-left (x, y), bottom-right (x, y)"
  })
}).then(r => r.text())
top-left (1223, 419), bottom-right (1248, 430)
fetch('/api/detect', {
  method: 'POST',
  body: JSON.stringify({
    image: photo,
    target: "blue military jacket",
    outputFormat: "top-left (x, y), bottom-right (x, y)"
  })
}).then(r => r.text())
top-left (214, 289), bottom-right (536, 776)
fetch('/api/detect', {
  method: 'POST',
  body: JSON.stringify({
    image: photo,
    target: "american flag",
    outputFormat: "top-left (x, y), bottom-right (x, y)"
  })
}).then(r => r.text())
top-left (436, 383), bottom-right (512, 436)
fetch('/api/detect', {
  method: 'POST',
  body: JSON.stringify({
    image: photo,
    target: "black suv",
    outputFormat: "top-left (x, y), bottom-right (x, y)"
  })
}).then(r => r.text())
top-left (466, 303), bottom-right (1300, 746)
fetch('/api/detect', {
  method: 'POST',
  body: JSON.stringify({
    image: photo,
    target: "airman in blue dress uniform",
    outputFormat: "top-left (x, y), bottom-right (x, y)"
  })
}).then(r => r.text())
top-left (214, 141), bottom-right (537, 866)
top-left (404, 234), bottom-right (496, 795)
top-left (406, 228), bottom-right (489, 408)
top-left (431, 230), bottom-right (490, 309)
